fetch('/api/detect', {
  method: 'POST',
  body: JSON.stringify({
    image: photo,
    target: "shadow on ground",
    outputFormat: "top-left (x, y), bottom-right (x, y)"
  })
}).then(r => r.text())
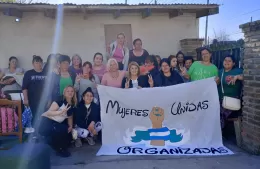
top-left (51, 140), bottom-right (260, 168)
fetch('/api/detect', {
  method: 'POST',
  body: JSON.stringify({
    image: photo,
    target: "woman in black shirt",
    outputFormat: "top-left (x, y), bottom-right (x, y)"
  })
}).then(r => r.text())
top-left (129, 38), bottom-right (149, 66)
top-left (74, 87), bottom-right (102, 147)
top-left (121, 62), bottom-right (154, 89)
top-left (39, 85), bottom-right (77, 157)
top-left (154, 58), bottom-right (184, 87)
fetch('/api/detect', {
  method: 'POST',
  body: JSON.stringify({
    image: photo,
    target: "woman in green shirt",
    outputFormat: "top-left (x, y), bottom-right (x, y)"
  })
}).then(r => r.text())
top-left (218, 55), bottom-right (243, 129)
top-left (182, 48), bottom-right (219, 82)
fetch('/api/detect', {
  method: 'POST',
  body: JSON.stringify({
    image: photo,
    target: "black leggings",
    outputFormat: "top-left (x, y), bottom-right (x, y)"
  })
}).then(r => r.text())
top-left (39, 117), bottom-right (71, 150)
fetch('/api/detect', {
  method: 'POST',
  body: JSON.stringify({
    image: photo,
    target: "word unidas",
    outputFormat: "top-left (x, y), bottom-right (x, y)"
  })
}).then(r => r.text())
top-left (171, 100), bottom-right (209, 115)
top-left (117, 146), bottom-right (229, 155)
top-left (106, 100), bottom-right (149, 118)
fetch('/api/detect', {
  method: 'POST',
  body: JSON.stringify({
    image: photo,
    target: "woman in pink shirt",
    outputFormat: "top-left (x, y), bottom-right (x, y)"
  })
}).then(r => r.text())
top-left (92, 53), bottom-right (106, 81)
top-left (107, 33), bottom-right (129, 71)
top-left (101, 58), bottom-right (125, 88)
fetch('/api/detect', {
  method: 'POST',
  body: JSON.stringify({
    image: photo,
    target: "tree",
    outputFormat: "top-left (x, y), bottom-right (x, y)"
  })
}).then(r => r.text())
top-left (212, 29), bottom-right (231, 42)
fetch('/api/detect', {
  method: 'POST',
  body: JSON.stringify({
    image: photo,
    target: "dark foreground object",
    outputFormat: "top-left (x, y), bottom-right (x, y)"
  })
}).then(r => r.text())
top-left (0, 143), bottom-right (51, 169)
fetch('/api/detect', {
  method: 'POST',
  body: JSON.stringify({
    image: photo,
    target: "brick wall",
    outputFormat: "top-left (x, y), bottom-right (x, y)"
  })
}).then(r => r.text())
top-left (239, 20), bottom-right (260, 155)
top-left (180, 38), bottom-right (204, 60)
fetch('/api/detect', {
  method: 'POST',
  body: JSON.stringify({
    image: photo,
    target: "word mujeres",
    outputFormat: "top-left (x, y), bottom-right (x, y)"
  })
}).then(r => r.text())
top-left (106, 100), bottom-right (210, 118)
top-left (117, 146), bottom-right (229, 155)
top-left (106, 100), bottom-right (149, 118)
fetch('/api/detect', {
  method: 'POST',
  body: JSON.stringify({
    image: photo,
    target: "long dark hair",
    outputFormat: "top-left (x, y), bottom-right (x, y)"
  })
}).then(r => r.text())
top-left (176, 51), bottom-right (185, 69)
top-left (145, 55), bottom-right (159, 69)
top-left (82, 61), bottom-right (95, 82)
top-left (43, 54), bottom-right (58, 73)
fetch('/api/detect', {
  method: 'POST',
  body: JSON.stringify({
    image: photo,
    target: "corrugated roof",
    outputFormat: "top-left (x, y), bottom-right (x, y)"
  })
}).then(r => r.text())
top-left (0, 2), bottom-right (218, 6)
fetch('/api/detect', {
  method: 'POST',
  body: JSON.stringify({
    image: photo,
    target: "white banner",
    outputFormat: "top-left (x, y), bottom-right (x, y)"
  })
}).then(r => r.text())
top-left (97, 78), bottom-right (233, 156)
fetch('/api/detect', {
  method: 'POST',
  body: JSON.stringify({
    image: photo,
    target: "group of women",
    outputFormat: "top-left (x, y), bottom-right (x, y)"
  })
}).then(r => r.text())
top-left (0, 36), bottom-right (244, 158)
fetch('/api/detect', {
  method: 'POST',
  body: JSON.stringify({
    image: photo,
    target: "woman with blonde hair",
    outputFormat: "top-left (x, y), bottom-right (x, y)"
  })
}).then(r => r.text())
top-left (101, 58), bottom-right (125, 88)
top-left (107, 33), bottom-right (129, 71)
top-left (121, 62), bottom-right (153, 88)
top-left (39, 85), bottom-right (77, 158)
top-left (69, 54), bottom-right (83, 74)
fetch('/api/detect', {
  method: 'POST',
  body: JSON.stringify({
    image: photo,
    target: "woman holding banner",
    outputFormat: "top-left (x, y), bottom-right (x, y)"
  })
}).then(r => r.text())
top-left (121, 62), bottom-right (154, 89)
top-left (218, 55), bottom-right (243, 131)
top-left (101, 58), bottom-right (125, 88)
top-left (181, 48), bottom-right (219, 82)
top-left (154, 58), bottom-right (184, 87)
top-left (74, 87), bottom-right (102, 147)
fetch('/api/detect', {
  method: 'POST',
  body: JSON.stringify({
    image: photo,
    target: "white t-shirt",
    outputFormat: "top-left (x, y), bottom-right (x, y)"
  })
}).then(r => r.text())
top-left (132, 79), bottom-right (138, 88)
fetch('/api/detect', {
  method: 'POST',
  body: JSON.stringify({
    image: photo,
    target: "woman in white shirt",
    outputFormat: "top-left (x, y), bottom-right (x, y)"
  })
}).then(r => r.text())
top-left (0, 56), bottom-right (24, 92)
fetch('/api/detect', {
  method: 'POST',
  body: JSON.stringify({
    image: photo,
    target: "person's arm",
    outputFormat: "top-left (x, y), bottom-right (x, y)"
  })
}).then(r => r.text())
top-left (22, 71), bottom-right (29, 106)
top-left (236, 69), bottom-right (244, 81)
top-left (101, 73), bottom-right (107, 86)
top-left (176, 72), bottom-right (184, 84)
top-left (95, 75), bottom-right (101, 84)
top-left (154, 74), bottom-right (162, 87)
top-left (42, 102), bottom-right (62, 116)
top-left (123, 47), bottom-right (129, 71)
top-left (121, 77), bottom-right (126, 88)
top-left (0, 71), bottom-right (5, 80)
top-left (67, 116), bottom-right (73, 133)
top-left (74, 81), bottom-right (80, 91)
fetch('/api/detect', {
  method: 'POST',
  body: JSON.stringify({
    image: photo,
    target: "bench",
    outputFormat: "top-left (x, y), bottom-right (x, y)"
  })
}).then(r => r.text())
top-left (0, 143), bottom-right (51, 169)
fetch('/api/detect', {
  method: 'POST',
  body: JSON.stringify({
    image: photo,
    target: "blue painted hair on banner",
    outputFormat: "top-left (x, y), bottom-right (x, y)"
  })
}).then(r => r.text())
top-left (131, 127), bottom-right (183, 143)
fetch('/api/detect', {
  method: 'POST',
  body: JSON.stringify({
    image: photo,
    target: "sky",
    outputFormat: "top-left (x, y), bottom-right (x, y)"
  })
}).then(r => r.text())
top-left (45, 0), bottom-right (260, 41)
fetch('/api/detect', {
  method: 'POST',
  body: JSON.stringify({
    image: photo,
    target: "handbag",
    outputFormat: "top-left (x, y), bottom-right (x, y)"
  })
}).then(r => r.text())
top-left (221, 70), bottom-right (241, 111)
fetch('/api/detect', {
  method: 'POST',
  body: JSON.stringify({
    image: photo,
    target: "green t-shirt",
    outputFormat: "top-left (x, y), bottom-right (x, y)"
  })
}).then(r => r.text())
top-left (60, 77), bottom-right (73, 95)
top-left (218, 68), bottom-right (243, 100)
top-left (188, 61), bottom-right (218, 81)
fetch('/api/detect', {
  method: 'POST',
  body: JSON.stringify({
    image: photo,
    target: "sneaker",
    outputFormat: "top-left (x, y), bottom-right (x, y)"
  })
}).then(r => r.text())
top-left (85, 137), bottom-right (95, 146)
top-left (75, 138), bottom-right (82, 148)
top-left (24, 127), bottom-right (35, 134)
top-left (29, 127), bottom-right (35, 133)
top-left (95, 122), bottom-right (103, 133)
top-left (72, 129), bottom-right (78, 140)
top-left (56, 149), bottom-right (71, 158)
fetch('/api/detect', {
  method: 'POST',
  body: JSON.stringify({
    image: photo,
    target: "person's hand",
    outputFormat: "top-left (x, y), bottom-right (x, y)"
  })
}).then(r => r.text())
top-left (148, 74), bottom-right (154, 87)
top-left (149, 107), bottom-right (164, 125)
top-left (76, 73), bottom-right (82, 83)
top-left (24, 99), bottom-right (29, 106)
top-left (106, 44), bottom-right (111, 53)
top-left (180, 66), bottom-right (187, 76)
top-left (68, 126), bottom-right (72, 133)
top-left (0, 80), bottom-right (6, 85)
top-left (5, 78), bottom-right (15, 85)
top-left (125, 78), bottom-right (130, 89)
top-left (53, 68), bottom-right (60, 75)
top-left (215, 76), bottom-right (220, 84)
top-left (59, 104), bottom-right (71, 116)
top-left (88, 121), bottom-right (95, 134)
top-left (229, 75), bottom-right (238, 85)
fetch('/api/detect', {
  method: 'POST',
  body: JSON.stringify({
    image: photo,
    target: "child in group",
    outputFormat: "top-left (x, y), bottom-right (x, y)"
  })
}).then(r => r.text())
top-left (74, 87), bottom-right (102, 147)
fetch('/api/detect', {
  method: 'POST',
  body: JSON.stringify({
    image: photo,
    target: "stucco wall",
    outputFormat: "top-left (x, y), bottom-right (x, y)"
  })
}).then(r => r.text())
top-left (0, 12), bottom-right (199, 70)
